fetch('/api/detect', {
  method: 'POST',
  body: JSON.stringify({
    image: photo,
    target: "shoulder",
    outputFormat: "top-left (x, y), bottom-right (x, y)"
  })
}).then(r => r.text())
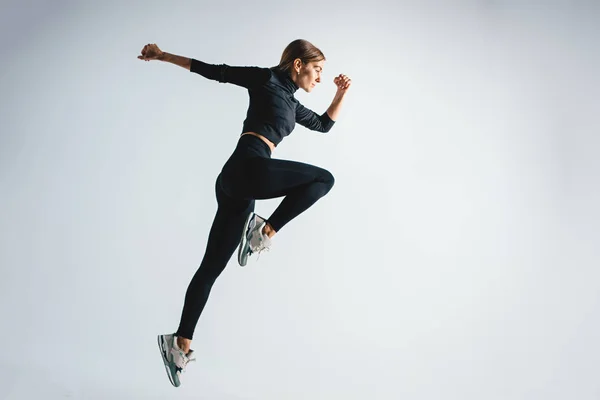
top-left (268, 66), bottom-right (292, 83)
top-left (247, 66), bottom-right (275, 88)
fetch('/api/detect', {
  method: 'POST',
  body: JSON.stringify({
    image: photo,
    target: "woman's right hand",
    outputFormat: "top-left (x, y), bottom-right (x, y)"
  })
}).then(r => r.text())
top-left (138, 43), bottom-right (164, 61)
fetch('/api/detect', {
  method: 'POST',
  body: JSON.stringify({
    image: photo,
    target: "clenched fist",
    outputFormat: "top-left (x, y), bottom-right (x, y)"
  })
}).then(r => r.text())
top-left (138, 43), bottom-right (164, 61)
top-left (334, 74), bottom-right (352, 92)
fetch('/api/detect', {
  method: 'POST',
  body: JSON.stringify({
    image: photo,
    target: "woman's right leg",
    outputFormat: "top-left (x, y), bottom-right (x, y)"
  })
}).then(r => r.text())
top-left (225, 156), bottom-right (335, 233)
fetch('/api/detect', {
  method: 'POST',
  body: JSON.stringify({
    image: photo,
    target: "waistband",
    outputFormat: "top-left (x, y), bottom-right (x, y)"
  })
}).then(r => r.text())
top-left (235, 134), bottom-right (272, 158)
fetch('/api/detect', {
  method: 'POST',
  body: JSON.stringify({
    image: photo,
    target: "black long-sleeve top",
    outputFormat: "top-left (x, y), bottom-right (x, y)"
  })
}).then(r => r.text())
top-left (189, 59), bottom-right (335, 146)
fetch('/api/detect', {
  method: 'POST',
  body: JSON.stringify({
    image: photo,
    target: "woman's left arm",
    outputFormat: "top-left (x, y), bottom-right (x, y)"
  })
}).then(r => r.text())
top-left (295, 73), bottom-right (352, 132)
top-left (326, 74), bottom-right (352, 121)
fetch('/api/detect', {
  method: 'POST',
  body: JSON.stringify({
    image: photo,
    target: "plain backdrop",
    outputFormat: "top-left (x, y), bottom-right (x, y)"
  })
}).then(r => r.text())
top-left (1, 0), bottom-right (599, 399)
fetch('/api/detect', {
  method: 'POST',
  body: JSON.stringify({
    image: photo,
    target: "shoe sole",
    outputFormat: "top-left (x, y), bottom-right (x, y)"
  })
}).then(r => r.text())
top-left (157, 335), bottom-right (180, 387)
top-left (237, 212), bottom-right (255, 267)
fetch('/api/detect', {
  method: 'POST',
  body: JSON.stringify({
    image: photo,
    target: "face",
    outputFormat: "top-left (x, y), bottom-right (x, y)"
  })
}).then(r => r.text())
top-left (294, 59), bottom-right (324, 93)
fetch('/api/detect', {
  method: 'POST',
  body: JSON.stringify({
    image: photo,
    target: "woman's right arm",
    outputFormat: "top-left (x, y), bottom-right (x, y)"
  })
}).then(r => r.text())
top-left (138, 43), bottom-right (270, 89)
top-left (158, 52), bottom-right (192, 70)
top-left (138, 44), bottom-right (191, 69)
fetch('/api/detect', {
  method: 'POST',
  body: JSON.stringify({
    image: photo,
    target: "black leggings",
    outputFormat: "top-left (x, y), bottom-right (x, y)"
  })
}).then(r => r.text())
top-left (175, 134), bottom-right (335, 339)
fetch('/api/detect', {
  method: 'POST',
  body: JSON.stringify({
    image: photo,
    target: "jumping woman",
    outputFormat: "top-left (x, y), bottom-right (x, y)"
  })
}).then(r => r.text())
top-left (137, 39), bottom-right (351, 387)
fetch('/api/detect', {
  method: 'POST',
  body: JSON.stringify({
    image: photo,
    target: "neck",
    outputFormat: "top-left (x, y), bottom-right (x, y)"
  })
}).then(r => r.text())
top-left (274, 67), bottom-right (299, 92)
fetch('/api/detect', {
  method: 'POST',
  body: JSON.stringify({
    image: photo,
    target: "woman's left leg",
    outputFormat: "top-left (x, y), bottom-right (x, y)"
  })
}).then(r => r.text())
top-left (175, 174), bottom-right (254, 340)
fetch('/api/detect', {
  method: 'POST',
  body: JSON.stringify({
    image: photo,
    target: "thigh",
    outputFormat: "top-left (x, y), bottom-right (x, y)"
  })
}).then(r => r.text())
top-left (223, 156), bottom-right (332, 200)
top-left (203, 174), bottom-right (255, 265)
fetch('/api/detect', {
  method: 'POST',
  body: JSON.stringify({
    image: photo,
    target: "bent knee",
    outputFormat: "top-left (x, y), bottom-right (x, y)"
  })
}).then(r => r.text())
top-left (318, 168), bottom-right (335, 191)
top-left (326, 170), bottom-right (335, 188)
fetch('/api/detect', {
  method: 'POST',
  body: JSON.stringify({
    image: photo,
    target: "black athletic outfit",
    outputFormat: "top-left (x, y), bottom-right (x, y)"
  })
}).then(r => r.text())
top-left (175, 59), bottom-right (336, 340)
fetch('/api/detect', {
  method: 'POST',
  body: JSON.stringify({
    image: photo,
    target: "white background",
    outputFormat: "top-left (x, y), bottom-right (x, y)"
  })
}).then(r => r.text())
top-left (1, 0), bottom-right (599, 399)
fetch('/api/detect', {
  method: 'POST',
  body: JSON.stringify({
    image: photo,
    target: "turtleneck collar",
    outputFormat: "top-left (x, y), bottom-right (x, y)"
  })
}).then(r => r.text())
top-left (272, 67), bottom-right (299, 93)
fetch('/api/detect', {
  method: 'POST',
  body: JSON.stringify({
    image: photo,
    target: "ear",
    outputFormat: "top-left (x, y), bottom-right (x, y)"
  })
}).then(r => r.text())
top-left (293, 58), bottom-right (303, 73)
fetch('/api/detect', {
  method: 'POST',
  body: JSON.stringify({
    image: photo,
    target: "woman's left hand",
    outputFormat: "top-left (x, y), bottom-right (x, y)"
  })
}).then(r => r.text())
top-left (334, 74), bottom-right (352, 92)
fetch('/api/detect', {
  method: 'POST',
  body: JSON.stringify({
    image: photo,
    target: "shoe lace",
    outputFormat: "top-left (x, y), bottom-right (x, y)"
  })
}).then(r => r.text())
top-left (172, 349), bottom-right (196, 372)
top-left (255, 245), bottom-right (270, 261)
top-left (249, 228), bottom-right (271, 258)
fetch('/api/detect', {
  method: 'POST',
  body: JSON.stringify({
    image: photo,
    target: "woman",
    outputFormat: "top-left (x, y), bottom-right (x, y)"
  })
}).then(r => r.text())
top-left (138, 39), bottom-right (351, 387)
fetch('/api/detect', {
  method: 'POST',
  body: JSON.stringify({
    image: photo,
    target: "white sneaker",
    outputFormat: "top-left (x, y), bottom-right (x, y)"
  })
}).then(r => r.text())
top-left (157, 333), bottom-right (196, 387)
top-left (238, 212), bottom-right (272, 267)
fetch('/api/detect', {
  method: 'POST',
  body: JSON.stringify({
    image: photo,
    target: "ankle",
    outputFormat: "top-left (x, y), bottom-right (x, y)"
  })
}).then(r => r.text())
top-left (177, 336), bottom-right (191, 353)
top-left (262, 223), bottom-right (276, 239)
